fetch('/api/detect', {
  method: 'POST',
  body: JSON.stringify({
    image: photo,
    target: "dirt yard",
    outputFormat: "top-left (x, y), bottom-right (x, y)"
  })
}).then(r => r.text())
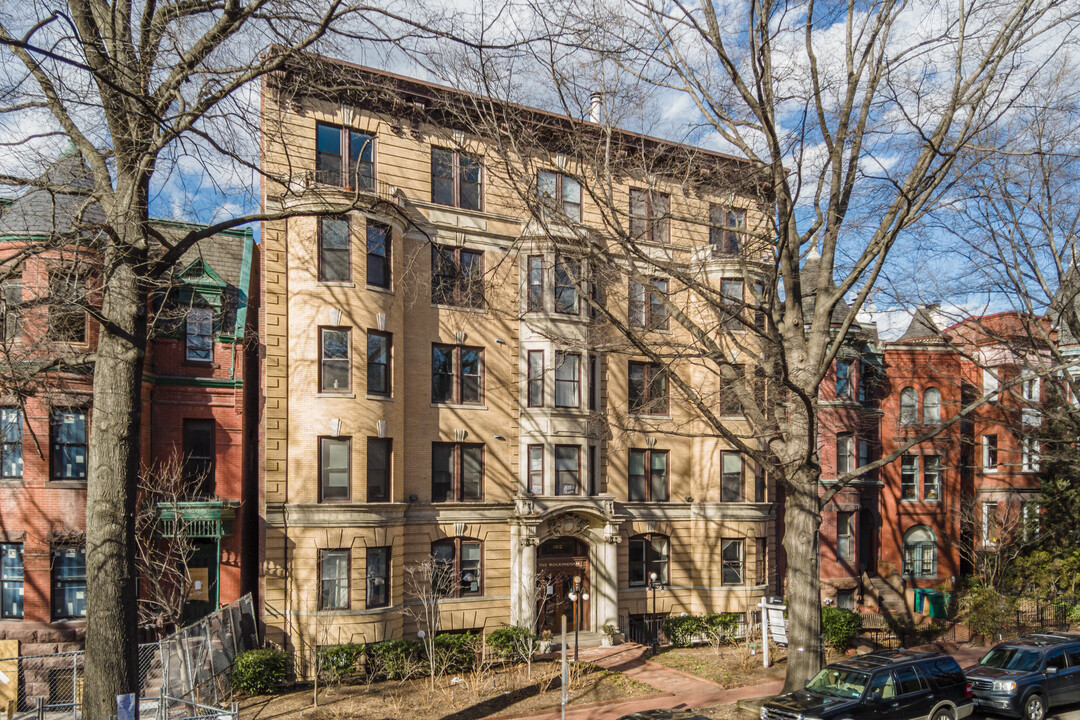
top-left (649, 645), bottom-right (789, 688)
top-left (239, 660), bottom-right (661, 720)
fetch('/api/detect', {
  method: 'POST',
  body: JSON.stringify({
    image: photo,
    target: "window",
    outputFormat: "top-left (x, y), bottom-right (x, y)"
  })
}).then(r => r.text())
top-left (901, 455), bottom-right (918, 501)
top-left (709, 205), bottom-right (744, 254)
top-left (431, 443), bottom-right (483, 502)
top-left (0, 544), bottom-right (21, 618)
top-left (431, 344), bottom-right (483, 405)
top-left (836, 434), bottom-right (854, 476)
top-left (366, 222), bottom-right (391, 288)
top-left (754, 463), bottom-right (766, 502)
top-left (1021, 376), bottom-right (1040, 403)
top-left (982, 502), bottom-right (998, 544)
top-left (554, 445), bottom-right (581, 496)
top-left (588, 354), bottom-right (599, 411)
top-left (51, 546), bottom-right (86, 619)
top-left (367, 438), bottom-right (391, 502)
top-left (432, 245), bottom-right (484, 308)
top-left (366, 547), bottom-right (390, 609)
top-left (184, 307), bottom-right (214, 362)
top-left (1022, 502), bottom-right (1039, 542)
top-left (629, 279), bottom-right (669, 330)
top-left (837, 511), bottom-right (854, 562)
top-left (923, 387), bottom-right (941, 424)
top-left (722, 452), bottom-right (743, 502)
top-left (527, 351), bottom-right (544, 407)
top-left (899, 387), bottom-right (917, 424)
top-left (629, 188), bottom-right (669, 243)
top-left (837, 589), bottom-right (854, 610)
top-left (554, 256), bottom-right (580, 314)
top-left (895, 666), bottom-right (925, 696)
top-left (182, 419), bottom-right (215, 498)
top-left (858, 439), bottom-right (872, 476)
top-left (589, 444), bottom-right (599, 496)
top-left (319, 437), bottom-right (351, 501)
top-left (721, 279), bottom-right (744, 330)
top-left (432, 538), bottom-right (482, 597)
top-left (431, 147), bottom-right (481, 210)
top-left (628, 449), bottom-right (668, 502)
top-left (528, 445), bottom-right (544, 495)
top-left (755, 537), bottom-right (768, 584)
top-left (836, 360), bottom-right (853, 398)
top-left (537, 170), bottom-right (581, 221)
top-left (722, 539), bottom-right (744, 585)
top-left (318, 549), bottom-right (349, 610)
top-left (983, 367), bottom-right (999, 395)
top-left (554, 352), bottom-right (580, 408)
top-left (527, 256), bottom-right (544, 312)
top-left (923, 455), bottom-right (941, 501)
top-left (367, 331), bottom-right (391, 396)
top-left (316, 123), bottom-right (375, 188)
top-left (628, 361), bottom-right (667, 414)
top-left (0, 408), bottom-right (22, 478)
top-left (983, 434), bottom-right (998, 471)
top-left (902, 526), bottom-right (936, 578)
top-left (1022, 437), bottom-right (1040, 472)
top-left (319, 328), bottom-right (351, 393)
top-left (51, 409), bottom-right (87, 480)
top-left (318, 217), bottom-right (350, 282)
top-left (628, 534), bottom-right (669, 586)
top-left (2, 280), bottom-right (20, 340)
top-left (48, 274), bottom-right (85, 343)
top-left (720, 364), bottom-right (745, 416)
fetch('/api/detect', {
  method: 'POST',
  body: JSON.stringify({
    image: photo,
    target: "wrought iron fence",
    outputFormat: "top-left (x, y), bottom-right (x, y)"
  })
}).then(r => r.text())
top-left (0, 594), bottom-right (256, 720)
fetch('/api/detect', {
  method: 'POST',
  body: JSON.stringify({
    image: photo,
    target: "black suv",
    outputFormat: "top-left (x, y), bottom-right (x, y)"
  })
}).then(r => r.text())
top-left (965, 632), bottom-right (1080, 720)
top-left (760, 650), bottom-right (974, 720)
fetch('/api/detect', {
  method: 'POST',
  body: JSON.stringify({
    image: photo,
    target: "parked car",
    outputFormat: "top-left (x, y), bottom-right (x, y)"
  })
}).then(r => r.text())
top-left (760, 649), bottom-right (974, 720)
top-left (617, 712), bottom-right (712, 720)
top-left (965, 631), bottom-right (1080, 720)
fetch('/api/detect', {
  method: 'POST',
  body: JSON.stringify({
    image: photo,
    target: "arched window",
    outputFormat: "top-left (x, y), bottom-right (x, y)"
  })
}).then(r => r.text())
top-left (431, 538), bottom-right (482, 597)
top-left (900, 387), bottom-right (917, 424)
top-left (628, 534), bottom-right (669, 587)
top-left (902, 525), bottom-right (936, 578)
top-left (923, 388), bottom-right (941, 424)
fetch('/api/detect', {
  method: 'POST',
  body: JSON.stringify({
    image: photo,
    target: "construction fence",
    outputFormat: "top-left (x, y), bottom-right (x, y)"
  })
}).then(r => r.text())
top-left (0, 594), bottom-right (258, 720)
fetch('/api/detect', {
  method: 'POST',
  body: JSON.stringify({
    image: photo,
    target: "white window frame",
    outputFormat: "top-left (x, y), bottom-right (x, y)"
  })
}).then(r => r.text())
top-left (185, 307), bottom-right (213, 362)
top-left (1021, 437), bottom-right (1040, 472)
top-left (982, 501), bottom-right (997, 545)
top-left (982, 434), bottom-right (998, 472)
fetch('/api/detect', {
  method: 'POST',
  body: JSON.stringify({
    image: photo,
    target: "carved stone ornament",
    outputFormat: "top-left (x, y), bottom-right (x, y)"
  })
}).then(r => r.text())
top-left (546, 513), bottom-right (590, 538)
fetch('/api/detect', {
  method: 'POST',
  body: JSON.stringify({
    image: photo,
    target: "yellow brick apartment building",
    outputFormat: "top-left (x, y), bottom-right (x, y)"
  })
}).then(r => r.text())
top-left (260, 54), bottom-right (778, 655)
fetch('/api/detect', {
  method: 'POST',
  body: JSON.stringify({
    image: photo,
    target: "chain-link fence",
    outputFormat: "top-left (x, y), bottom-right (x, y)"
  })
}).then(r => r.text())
top-left (0, 594), bottom-right (257, 720)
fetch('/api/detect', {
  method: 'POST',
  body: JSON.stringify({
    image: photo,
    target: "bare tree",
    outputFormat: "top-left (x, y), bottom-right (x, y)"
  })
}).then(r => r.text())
top-left (418, 0), bottom-right (1080, 688)
top-left (403, 555), bottom-right (445, 689)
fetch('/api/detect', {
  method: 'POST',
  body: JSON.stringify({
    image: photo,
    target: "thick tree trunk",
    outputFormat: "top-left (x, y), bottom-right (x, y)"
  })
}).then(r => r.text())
top-left (782, 462), bottom-right (824, 692)
top-left (84, 223), bottom-right (148, 720)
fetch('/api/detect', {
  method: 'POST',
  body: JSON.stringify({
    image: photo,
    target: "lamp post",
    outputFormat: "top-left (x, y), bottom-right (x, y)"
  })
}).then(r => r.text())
top-left (567, 574), bottom-right (589, 662)
top-left (648, 571), bottom-right (665, 648)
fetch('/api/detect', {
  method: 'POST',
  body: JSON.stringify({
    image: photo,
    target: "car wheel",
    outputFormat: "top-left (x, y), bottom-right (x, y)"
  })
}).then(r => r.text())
top-left (930, 707), bottom-right (954, 720)
top-left (1023, 693), bottom-right (1047, 720)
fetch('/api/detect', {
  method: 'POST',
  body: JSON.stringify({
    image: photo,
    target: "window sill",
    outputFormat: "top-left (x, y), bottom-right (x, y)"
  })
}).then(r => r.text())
top-left (317, 281), bottom-right (356, 288)
top-left (50, 480), bottom-right (88, 488)
top-left (430, 403), bottom-right (487, 410)
top-left (437, 594), bottom-right (486, 603)
top-left (366, 394), bottom-right (394, 402)
top-left (367, 284), bottom-right (394, 295)
top-left (627, 413), bottom-right (673, 420)
top-left (431, 303), bottom-right (488, 314)
top-left (316, 392), bottom-right (356, 399)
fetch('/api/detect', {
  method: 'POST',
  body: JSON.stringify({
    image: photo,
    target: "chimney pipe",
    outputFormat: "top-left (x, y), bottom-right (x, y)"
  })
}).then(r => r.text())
top-left (589, 92), bottom-right (603, 123)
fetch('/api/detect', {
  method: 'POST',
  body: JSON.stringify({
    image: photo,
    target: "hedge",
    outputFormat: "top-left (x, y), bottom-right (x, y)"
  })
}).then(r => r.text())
top-left (231, 649), bottom-right (292, 695)
top-left (821, 607), bottom-right (863, 651)
top-left (661, 612), bottom-right (741, 648)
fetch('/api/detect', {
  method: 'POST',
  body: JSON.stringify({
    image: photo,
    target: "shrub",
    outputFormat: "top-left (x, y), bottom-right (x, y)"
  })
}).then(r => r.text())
top-left (1068, 603), bottom-right (1080, 627)
top-left (662, 612), bottom-right (742, 648)
top-left (432, 632), bottom-right (478, 673)
top-left (231, 649), bottom-right (292, 695)
top-left (960, 583), bottom-right (1016, 640)
top-left (487, 627), bottom-right (533, 660)
top-left (366, 639), bottom-right (423, 680)
top-left (821, 607), bottom-right (863, 651)
top-left (318, 643), bottom-right (365, 681)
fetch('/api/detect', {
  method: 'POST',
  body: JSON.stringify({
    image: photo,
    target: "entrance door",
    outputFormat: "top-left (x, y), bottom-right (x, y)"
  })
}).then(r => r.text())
top-left (536, 537), bottom-right (590, 635)
top-left (859, 508), bottom-right (876, 574)
top-left (182, 539), bottom-right (219, 625)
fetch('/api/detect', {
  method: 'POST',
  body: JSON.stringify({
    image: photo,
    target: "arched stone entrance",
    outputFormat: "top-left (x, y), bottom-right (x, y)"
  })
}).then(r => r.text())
top-left (536, 537), bottom-right (590, 633)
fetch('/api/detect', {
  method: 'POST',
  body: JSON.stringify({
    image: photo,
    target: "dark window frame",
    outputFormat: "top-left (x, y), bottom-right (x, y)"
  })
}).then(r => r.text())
top-left (50, 545), bottom-right (86, 620)
top-left (527, 444), bottom-right (544, 495)
top-left (527, 255), bottom-right (544, 312)
top-left (628, 361), bottom-right (668, 415)
top-left (185, 306), bottom-right (214, 362)
top-left (628, 448), bottom-right (669, 502)
top-left (527, 350), bottom-right (544, 407)
top-left (722, 451), bottom-right (744, 502)
top-left (554, 351), bottom-right (581, 409)
top-left (629, 278), bottom-right (670, 330)
top-left (836, 359), bottom-right (853, 398)
top-left (901, 455), bottom-right (918, 501)
top-left (365, 546), bottom-right (390, 609)
top-left (318, 216), bottom-right (351, 283)
top-left (755, 537), bottom-right (768, 585)
top-left (366, 221), bottom-right (392, 289)
top-left (431, 537), bottom-right (483, 597)
top-left (431, 147), bottom-right (483, 211)
top-left (836, 433), bottom-right (854, 476)
top-left (923, 455), bottom-right (941, 501)
top-left (319, 436), bottom-right (352, 502)
top-left (366, 331), bottom-right (392, 397)
top-left (629, 188), bottom-right (670, 244)
top-left (318, 548), bottom-right (351, 610)
top-left (47, 272), bottom-right (87, 344)
top-left (50, 408), bottom-right (88, 481)
top-left (554, 256), bottom-right (580, 315)
top-left (182, 418), bottom-right (215, 498)
top-left (628, 533), bottom-right (669, 587)
top-left (721, 538), bottom-right (745, 586)
top-left (2, 279), bottom-right (21, 341)
top-left (431, 442), bottom-right (485, 502)
top-left (554, 444), bottom-right (581, 496)
top-left (537, 170), bottom-right (582, 221)
top-left (366, 437), bottom-right (391, 502)
top-left (319, 326), bottom-right (351, 394)
top-left (721, 278), bottom-right (744, 331)
top-left (899, 387), bottom-right (918, 424)
top-left (0, 542), bottom-right (22, 619)
top-left (431, 344), bottom-right (485, 405)
top-left (0, 408), bottom-right (22, 479)
top-left (837, 511), bottom-right (854, 562)
top-left (431, 245), bottom-right (484, 308)
top-left (709, 204), bottom-right (745, 254)
top-left (315, 122), bottom-right (376, 189)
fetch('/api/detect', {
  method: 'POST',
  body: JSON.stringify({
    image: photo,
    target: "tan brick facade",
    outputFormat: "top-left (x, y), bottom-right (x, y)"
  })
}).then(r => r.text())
top-left (260, 59), bottom-right (777, 658)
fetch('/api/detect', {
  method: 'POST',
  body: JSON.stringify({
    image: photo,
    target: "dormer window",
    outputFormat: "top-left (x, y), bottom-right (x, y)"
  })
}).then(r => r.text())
top-left (186, 307), bottom-right (213, 362)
